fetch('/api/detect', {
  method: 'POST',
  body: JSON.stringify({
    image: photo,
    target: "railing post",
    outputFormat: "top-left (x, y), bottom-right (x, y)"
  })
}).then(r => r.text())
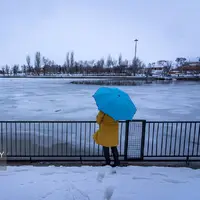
top-left (140, 120), bottom-right (146, 160)
top-left (124, 120), bottom-right (130, 161)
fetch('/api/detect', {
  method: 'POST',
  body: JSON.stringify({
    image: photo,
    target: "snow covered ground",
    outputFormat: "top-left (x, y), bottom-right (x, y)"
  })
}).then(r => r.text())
top-left (0, 78), bottom-right (200, 121)
top-left (0, 165), bottom-right (199, 200)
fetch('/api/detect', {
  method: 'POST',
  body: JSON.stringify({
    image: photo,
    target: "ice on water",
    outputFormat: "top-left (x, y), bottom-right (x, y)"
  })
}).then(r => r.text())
top-left (0, 78), bottom-right (200, 121)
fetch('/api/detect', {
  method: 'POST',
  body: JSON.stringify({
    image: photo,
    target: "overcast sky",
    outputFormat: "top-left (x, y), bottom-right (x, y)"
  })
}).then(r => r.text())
top-left (0, 0), bottom-right (199, 66)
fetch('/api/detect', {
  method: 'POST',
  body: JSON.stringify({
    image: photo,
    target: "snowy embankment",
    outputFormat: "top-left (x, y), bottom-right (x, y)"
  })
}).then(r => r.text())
top-left (0, 165), bottom-right (199, 200)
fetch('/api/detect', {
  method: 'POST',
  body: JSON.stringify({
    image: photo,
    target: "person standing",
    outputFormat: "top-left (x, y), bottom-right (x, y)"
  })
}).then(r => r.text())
top-left (93, 110), bottom-right (120, 167)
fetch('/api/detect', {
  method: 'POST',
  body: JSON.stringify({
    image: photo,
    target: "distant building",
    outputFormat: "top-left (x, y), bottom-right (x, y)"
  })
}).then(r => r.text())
top-left (178, 61), bottom-right (200, 74)
top-left (146, 64), bottom-right (164, 76)
top-left (151, 66), bottom-right (163, 75)
top-left (169, 70), bottom-right (181, 77)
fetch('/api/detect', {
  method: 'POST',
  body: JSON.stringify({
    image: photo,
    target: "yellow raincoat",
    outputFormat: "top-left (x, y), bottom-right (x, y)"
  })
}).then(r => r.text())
top-left (93, 111), bottom-right (119, 147)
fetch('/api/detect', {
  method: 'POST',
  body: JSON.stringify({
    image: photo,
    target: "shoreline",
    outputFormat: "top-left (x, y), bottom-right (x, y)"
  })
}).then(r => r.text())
top-left (0, 75), bottom-right (200, 81)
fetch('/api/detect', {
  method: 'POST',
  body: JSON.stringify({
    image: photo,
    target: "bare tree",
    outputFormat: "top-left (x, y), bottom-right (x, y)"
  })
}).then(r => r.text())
top-left (26, 55), bottom-right (31, 66)
top-left (113, 59), bottom-right (117, 67)
top-left (2, 67), bottom-right (5, 76)
top-left (118, 54), bottom-right (122, 66)
top-left (139, 63), bottom-right (146, 74)
top-left (106, 55), bottom-right (113, 68)
top-left (175, 57), bottom-right (187, 67)
top-left (157, 60), bottom-right (174, 75)
top-left (66, 52), bottom-right (70, 68)
top-left (26, 55), bottom-right (31, 75)
top-left (163, 61), bottom-right (172, 75)
top-left (99, 58), bottom-right (104, 68)
top-left (21, 65), bottom-right (27, 75)
top-left (124, 59), bottom-right (128, 67)
top-left (157, 60), bottom-right (167, 67)
top-left (12, 65), bottom-right (19, 76)
top-left (42, 57), bottom-right (48, 66)
top-left (63, 52), bottom-right (70, 74)
top-left (157, 60), bottom-right (167, 75)
top-left (132, 58), bottom-right (142, 76)
top-left (70, 51), bottom-right (74, 68)
top-left (5, 65), bottom-right (10, 75)
top-left (34, 51), bottom-right (41, 75)
top-left (96, 58), bottom-right (104, 74)
top-left (42, 56), bottom-right (50, 75)
top-left (151, 62), bottom-right (156, 68)
top-left (145, 63), bottom-right (152, 77)
top-left (175, 57), bottom-right (187, 73)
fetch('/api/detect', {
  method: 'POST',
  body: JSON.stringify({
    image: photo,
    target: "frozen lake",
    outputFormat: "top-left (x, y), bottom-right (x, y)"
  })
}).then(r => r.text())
top-left (0, 78), bottom-right (200, 121)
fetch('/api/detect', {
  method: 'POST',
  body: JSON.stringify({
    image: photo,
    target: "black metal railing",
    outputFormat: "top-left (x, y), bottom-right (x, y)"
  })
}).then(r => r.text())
top-left (0, 121), bottom-right (128, 160)
top-left (0, 120), bottom-right (199, 162)
top-left (143, 121), bottom-right (200, 160)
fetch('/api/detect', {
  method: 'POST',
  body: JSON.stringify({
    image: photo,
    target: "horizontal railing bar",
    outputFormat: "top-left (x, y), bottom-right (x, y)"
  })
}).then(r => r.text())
top-left (0, 120), bottom-right (145, 123)
top-left (143, 156), bottom-right (200, 158)
top-left (0, 121), bottom-right (97, 123)
top-left (6, 155), bottom-right (122, 157)
top-left (4, 155), bottom-right (198, 157)
top-left (0, 120), bottom-right (199, 123)
top-left (146, 121), bottom-right (200, 123)
top-left (129, 159), bottom-right (200, 162)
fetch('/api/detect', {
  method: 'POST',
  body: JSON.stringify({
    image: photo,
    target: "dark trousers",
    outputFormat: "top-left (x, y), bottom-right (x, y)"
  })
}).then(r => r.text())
top-left (103, 146), bottom-right (120, 165)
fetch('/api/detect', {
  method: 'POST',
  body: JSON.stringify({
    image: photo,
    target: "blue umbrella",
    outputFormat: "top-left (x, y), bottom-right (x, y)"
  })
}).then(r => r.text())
top-left (93, 87), bottom-right (137, 121)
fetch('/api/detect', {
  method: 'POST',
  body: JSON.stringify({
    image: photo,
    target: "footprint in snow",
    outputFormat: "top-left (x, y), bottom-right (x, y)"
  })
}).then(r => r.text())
top-left (0, 173), bottom-right (15, 176)
top-left (189, 174), bottom-right (200, 179)
top-left (41, 191), bottom-right (53, 199)
top-left (14, 169), bottom-right (30, 172)
top-left (97, 171), bottom-right (105, 182)
top-left (151, 172), bottom-right (168, 177)
top-left (132, 176), bottom-right (151, 180)
top-left (104, 186), bottom-right (115, 200)
top-left (40, 172), bottom-right (55, 176)
top-left (162, 178), bottom-right (188, 184)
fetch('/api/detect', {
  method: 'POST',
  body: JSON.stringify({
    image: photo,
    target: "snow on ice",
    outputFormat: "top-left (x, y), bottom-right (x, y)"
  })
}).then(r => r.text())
top-left (0, 165), bottom-right (199, 200)
top-left (0, 78), bottom-right (200, 121)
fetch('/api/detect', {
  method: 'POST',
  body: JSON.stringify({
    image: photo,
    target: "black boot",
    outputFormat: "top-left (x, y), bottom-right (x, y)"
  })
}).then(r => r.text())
top-left (111, 147), bottom-right (120, 167)
top-left (102, 146), bottom-right (111, 166)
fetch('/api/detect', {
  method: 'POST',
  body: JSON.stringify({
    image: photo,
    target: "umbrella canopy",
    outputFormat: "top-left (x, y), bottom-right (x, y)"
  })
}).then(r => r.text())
top-left (93, 87), bottom-right (137, 121)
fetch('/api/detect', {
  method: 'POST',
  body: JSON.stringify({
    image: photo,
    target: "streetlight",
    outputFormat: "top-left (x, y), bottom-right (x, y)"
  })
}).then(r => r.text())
top-left (134, 39), bottom-right (138, 60)
top-left (132, 39), bottom-right (138, 76)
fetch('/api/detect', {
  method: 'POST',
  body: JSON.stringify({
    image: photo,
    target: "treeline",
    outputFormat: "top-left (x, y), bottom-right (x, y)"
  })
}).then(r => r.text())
top-left (0, 51), bottom-right (199, 76)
